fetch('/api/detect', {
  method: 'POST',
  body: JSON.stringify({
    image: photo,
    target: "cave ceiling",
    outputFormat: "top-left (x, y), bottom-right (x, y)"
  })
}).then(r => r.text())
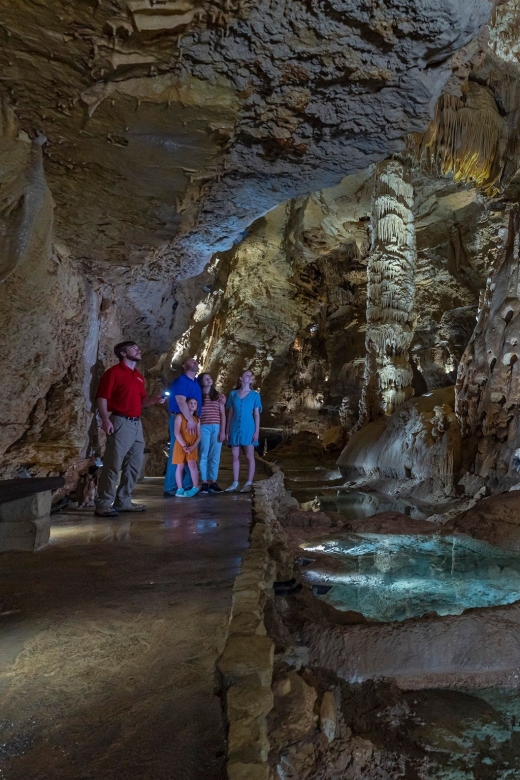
top-left (0, 0), bottom-right (493, 278)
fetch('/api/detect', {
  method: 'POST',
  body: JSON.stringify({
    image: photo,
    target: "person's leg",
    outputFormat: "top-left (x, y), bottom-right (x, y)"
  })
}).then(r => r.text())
top-left (175, 464), bottom-right (184, 489)
top-left (245, 444), bottom-right (255, 482)
top-left (225, 446), bottom-right (240, 491)
top-left (182, 464), bottom-right (193, 490)
top-left (114, 420), bottom-right (145, 509)
top-left (163, 416), bottom-right (176, 494)
top-left (208, 424), bottom-right (223, 483)
top-left (187, 459), bottom-right (199, 488)
top-left (239, 445), bottom-right (256, 493)
top-left (199, 425), bottom-right (210, 484)
top-left (232, 446), bottom-right (240, 482)
top-left (96, 418), bottom-right (128, 513)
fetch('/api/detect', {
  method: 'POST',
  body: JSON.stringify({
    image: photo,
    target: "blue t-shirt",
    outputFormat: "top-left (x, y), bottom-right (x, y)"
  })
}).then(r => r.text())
top-left (168, 374), bottom-right (203, 416)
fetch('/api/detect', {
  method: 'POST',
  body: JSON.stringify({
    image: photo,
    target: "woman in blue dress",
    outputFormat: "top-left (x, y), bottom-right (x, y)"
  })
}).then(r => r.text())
top-left (225, 370), bottom-right (262, 493)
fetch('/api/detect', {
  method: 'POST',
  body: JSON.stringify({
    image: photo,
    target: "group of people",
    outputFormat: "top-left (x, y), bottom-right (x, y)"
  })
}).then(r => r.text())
top-left (94, 342), bottom-right (262, 517)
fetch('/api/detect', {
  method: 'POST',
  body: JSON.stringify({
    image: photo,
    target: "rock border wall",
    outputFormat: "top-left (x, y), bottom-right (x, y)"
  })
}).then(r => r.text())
top-left (217, 469), bottom-right (287, 780)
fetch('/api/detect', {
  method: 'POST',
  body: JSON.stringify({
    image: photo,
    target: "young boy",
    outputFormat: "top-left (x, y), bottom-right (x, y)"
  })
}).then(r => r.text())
top-left (172, 398), bottom-right (201, 497)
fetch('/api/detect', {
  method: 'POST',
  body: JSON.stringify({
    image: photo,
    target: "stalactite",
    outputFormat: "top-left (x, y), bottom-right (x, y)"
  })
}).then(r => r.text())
top-left (358, 159), bottom-right (417, 424)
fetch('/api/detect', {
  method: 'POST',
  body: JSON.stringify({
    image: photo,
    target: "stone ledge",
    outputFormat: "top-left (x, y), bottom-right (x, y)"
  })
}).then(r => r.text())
top-left (0, 517), bottom-right (51, 552)
top-left (0, 491), bottom-right (52, 523)
top-left (217, 468), bottom-right (289, 780)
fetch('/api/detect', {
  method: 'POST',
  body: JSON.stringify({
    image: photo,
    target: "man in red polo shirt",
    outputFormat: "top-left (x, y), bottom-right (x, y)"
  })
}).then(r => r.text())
top-left (95, 340), bottom-right (165, 517)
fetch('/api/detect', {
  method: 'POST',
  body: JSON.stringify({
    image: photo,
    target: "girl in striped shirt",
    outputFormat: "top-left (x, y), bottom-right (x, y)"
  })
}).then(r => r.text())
top-left (197, 373), bottom-right (226, 493)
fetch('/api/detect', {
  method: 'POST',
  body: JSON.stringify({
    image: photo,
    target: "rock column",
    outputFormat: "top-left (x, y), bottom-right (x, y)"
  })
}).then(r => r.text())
top-left (456, 206), bottom-right (520, 489)
top-left (359, 159), bottom-right (417, 423)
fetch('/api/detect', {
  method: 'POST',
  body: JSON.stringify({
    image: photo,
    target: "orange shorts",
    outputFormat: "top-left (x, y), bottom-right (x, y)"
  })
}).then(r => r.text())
top-left (172, 440), bottom-right (198, 465)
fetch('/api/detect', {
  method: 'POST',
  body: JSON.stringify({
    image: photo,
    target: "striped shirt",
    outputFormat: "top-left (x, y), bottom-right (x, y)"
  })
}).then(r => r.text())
top-left (200, 394), bottom-right (226, 425)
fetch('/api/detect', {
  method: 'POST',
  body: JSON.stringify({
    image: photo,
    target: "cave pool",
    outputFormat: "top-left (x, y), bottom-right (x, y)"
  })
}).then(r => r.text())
top-left (301, 534), bottom-right (520, 622)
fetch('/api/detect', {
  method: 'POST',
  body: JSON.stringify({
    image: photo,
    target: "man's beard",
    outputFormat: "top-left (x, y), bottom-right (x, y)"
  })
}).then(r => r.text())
top-left (126, 356), bottom-right (140, 363)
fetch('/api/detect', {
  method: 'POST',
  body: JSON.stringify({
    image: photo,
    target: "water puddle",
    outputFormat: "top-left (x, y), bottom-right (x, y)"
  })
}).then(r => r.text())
top-left (321, 489), bottom-right (433, 520)
top-left (301, 533), bottom-right (520, 621)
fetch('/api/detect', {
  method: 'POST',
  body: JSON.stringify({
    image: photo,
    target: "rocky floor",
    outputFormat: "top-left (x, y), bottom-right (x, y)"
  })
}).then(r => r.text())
top-left (0, 457), bottom-right (259, 780)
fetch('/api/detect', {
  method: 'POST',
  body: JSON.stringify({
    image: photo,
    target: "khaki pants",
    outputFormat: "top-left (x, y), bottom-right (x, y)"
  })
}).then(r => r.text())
top-left (96, 416), bottom-right (145, 512)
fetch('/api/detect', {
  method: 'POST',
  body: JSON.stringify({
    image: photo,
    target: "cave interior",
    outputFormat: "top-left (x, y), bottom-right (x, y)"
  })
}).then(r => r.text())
top-left (3, 0), bottom-right (520, 778)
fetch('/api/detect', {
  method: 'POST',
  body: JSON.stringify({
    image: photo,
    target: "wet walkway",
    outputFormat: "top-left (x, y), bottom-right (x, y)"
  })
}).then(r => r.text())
top-left (0, 462), bottom-right (256, 780)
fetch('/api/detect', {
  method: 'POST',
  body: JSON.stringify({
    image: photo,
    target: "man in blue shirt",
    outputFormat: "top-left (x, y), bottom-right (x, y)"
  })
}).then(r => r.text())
top-left (164, 357), bottom-right (203, 495)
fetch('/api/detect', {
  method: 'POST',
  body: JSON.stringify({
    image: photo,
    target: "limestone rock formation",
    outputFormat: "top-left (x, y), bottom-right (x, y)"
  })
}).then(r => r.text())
top-left (1, 0), bottom-right (514, 487)
top-left (359, 158), bottom-right (417, 422)
top-left (456, 207), bottom-right (520, 491)
top-left (337, 387), bottom-right (463, 496)
top-left (0, 0), bottom-right (493, 267)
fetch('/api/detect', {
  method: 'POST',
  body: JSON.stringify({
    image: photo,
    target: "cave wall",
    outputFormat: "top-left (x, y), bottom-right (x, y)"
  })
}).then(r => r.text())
top-left (5, 0), bottom-right (520, 486)
top-left (0, 106), bottom-right (92, 477)
top-left (456, 205), bottom-right (520, 491)
top-left (164, 165), bottom-right (493, 445)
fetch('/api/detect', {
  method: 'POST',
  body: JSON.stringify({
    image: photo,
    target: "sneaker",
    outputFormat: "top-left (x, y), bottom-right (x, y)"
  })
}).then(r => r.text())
top-left (199, 483), bottom-right (210, 494)
top-left (175, 488), bottom-right (186, 497)
top-left (184, 487), bottom-right (199, 498)
top-left (225, 481), bottom-right (239, 492)
top-left (209, 482), bottom-right (223, 493)
top-left (94, 508), bottom-right (119, 517)
top-left (240, 482), bottom-right (253, 493)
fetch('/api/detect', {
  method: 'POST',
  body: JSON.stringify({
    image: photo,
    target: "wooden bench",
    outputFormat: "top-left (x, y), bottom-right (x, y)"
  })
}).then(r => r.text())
top-left (0, 477), bottom-right (65, 552)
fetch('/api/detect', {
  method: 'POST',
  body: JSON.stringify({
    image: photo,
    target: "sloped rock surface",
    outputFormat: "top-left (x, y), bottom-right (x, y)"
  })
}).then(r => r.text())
top-left (0, 0), bottom-right (492, 270)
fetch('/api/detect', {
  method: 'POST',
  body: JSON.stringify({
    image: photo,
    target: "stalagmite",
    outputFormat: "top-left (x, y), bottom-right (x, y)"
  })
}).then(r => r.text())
top-left (359, 159), bottom-right (417, 423)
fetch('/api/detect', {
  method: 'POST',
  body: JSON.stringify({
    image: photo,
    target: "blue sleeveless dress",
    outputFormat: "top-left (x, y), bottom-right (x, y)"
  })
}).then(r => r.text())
top-left (226, 390), bottom-right (262, 446)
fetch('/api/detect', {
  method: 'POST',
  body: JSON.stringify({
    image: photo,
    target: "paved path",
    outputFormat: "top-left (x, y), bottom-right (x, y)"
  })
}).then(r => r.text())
top-left (0, 462), bottom-right (255, 780)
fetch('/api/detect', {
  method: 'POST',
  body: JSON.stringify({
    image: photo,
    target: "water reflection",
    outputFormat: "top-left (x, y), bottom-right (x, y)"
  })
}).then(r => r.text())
top-left (322, 491), bottom-right (433, 520)
top-left (301, 534), bottom-right (520, 622)
top-left (50, 521), bottom-right (132, 544)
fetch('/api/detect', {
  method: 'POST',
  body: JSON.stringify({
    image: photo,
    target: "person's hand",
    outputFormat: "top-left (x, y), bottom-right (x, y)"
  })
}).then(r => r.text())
top-left (101, 417), bottom-right (114, 435)
top-left (150, 394), bottom-right (166, 405)
top-left (218, 431), bottom-right (226, 443)
top-left (186, 417), bottom-right (197, 433)
top-left (225, 431), bottom-right (230, 442)
top-left (252, 431), bottom-right (259, 443)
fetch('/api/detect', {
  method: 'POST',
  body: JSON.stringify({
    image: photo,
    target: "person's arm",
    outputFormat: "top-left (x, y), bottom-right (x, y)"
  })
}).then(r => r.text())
top-left (175, 394), bottom-right (197, 432)
top-left (174, 414), bottom-right (187, 449)
top-left (142, 395), bottom-right (166, 408)
top-left (97, 369), bottom-right (116, 434)
top-left (97, 397), bottom-right (114, 435)
top-left (252, 407), bottom-right (260, 443)
top-left (186, 421), bottom-right (201, 453)
top-left (226, 406), bottom-right (234, 440)
top-left (218, 398), bottom-right (227, 442)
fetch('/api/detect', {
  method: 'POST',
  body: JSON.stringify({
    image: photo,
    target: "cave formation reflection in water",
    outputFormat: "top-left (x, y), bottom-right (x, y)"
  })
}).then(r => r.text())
top-left (301, 534), bottom-right (520, 622)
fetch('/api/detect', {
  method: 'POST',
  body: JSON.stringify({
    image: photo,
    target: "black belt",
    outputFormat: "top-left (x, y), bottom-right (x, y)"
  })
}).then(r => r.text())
top-left (112, 413), bottom-right (140, 421)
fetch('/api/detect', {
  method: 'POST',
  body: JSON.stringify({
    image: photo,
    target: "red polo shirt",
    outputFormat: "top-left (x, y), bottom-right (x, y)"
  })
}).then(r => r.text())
top-left (97, 362), bottom-right (147, 417)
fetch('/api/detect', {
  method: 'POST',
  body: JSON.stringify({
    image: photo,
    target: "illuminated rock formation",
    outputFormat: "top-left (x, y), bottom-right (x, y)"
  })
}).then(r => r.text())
top-left (410, 80), bottom-right (506, 194)
top-left (0, 0), bottom-right (510, 481)
top-left (359, 159), bottom-right (417, 423)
